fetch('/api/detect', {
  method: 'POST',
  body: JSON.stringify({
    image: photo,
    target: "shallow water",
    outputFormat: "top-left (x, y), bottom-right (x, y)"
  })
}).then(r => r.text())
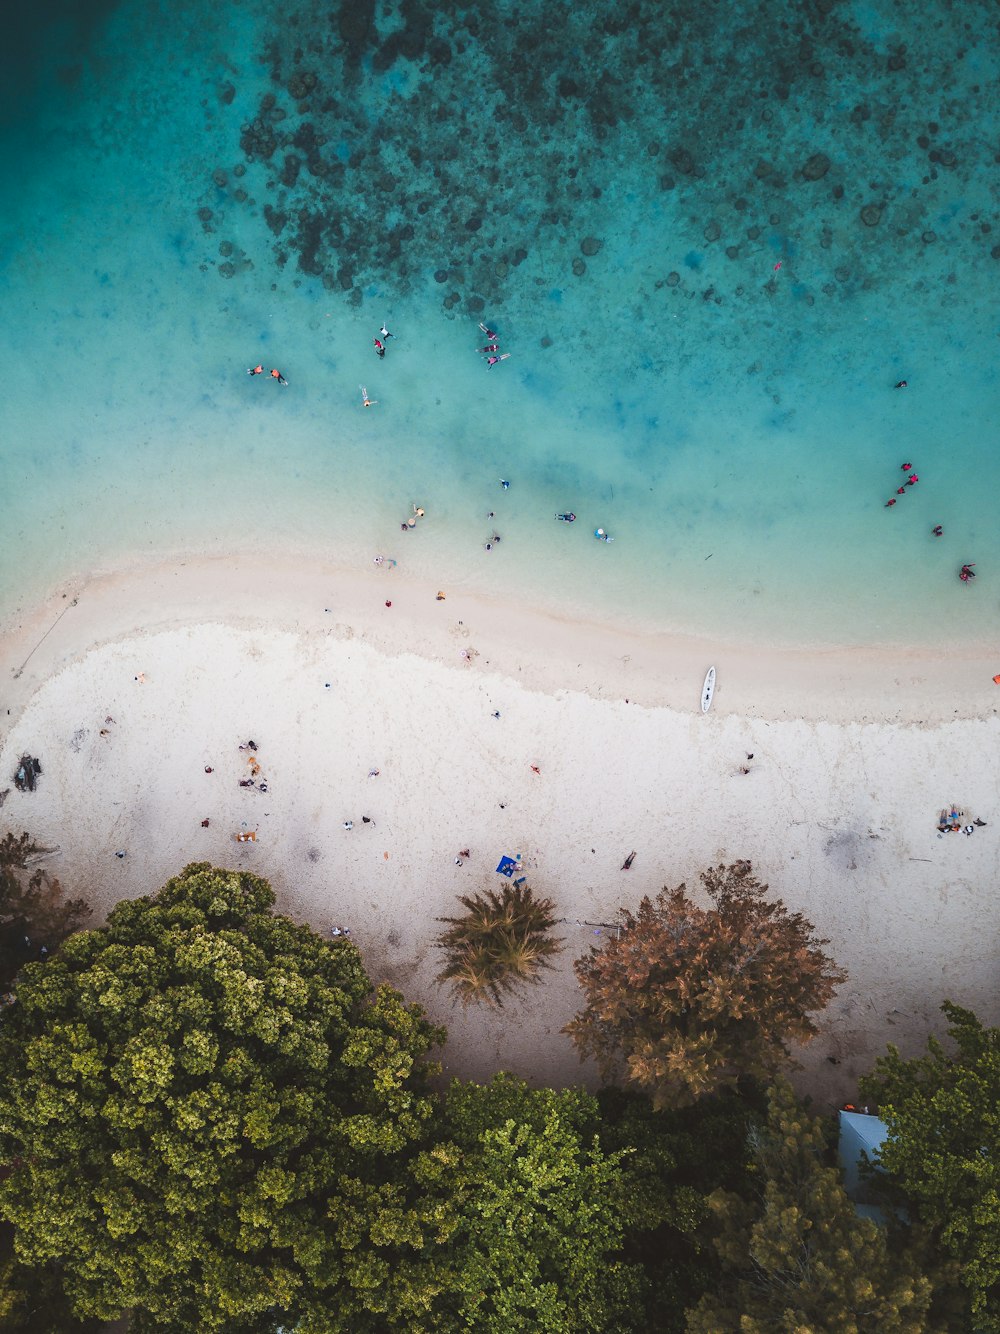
top-left (2, 0), bottom-right (998, 648)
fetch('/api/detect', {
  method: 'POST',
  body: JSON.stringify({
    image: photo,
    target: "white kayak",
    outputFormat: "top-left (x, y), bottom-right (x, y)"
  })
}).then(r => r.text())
top-left (701, 666), bottom-right (716, 713)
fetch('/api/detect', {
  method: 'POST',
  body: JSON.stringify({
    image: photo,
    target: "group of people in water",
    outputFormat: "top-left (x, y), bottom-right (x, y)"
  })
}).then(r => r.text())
top-left (246, 365), bottom-right (287, 384)
top-left (477, 322), bottom-right (511, 369)
top-left (555, 511), bottom-right (614, 542)
top-left (884, 450), bottom-right (977, 586)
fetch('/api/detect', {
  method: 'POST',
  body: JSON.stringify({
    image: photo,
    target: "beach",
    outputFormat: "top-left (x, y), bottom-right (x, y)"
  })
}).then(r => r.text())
top-left (2, 555), bottom-right (998, 1106)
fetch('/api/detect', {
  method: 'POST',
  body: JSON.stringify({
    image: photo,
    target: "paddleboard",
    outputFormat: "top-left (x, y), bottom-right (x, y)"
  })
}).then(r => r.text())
top-left (701, 666), bottom-right (716, 713)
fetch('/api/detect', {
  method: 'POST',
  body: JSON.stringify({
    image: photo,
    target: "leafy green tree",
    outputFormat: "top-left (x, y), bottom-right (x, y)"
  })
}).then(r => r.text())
top-left (0, 831), bottom-right (91, 989)
top-left (0, 863), bottom-right (444, 1334)
top-left (686, 1079), bottom-right (933, 1333)
top-left (420, 1074), bottom-right (645, 1332)
top-left (861, 1002), bottom-right (1000, 1332)
top-left (566, 861), bottom-right (846, 1108)
top-left (434, 881), bottom-right (561, 1008)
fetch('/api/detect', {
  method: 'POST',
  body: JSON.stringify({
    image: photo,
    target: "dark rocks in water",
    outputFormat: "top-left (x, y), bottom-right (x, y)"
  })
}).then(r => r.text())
top-left (725, 245), bottom-right (739, 259)
top-left (338, 0), bottom-right (376, 60)
top-left (540, 335), bottom-right (553, 347)
top-left (922, 230), bottom-right (937, 244)
top-left (434, 268), bottom-right (449, 283)
top-left (427, 38), bottom-right (451, 66)
top-left (337, 264), bottom-right (354, 290)
top-left (557, 75), bottom-right (580, 99)
top-left (658, 175), bottom-right (676, 191)
top-left (197, 207), bottom-right (213, 222)
top-left (860, 204), bottom-right (882, 227)
top-left (801, 152), bottom-right (830, 180)
top-left (288, 70), bottom-right (317, 100)
top-left (212, 168), bottom-right (228, 188)
top-left (465, 215), bottom-right (482, 232)
top-left (666, 271), bottom-right (680, 286)
top-left (219, 240), bottom-right (234, 257)
top-left (217, 81), bottom-right (235, 106)
top-left (281, 154), bottom-right (301, 188)
top-left (580, 236), bottom-right (602, 256)
top-left (512, 248), bottom-right (528, 265)
top-left (233, 163), bottom-right (246, 178)
top-left (887, 51), bottom-right (906, 72)
top-left (466, 295), bottom-right (485, 313)
top-left (264, 204), bottom-right (287, 236)
top-left (669, 147), bottom-right (695, 175)
top-left (218, 261), bottom-right (236, 279)
top-left (572, 257), bottom-right (586, 276)
top-left (703, 220), bottom-right (721, 242)
top-left (746, 225), bottom-right (761, 240)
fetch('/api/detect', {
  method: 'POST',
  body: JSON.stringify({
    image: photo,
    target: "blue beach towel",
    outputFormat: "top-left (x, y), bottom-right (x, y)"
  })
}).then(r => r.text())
top-left (495, 855), bottom-right (518, 877)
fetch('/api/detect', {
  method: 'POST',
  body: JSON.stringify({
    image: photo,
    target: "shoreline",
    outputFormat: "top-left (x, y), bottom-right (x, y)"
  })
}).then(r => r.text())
top-left (2, 552), bottom-right (999, 731)
top-left (2, 554), bottom-right (999, 1106)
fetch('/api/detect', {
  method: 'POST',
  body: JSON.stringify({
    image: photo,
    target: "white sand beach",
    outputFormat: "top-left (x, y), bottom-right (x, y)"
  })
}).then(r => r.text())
top-left (1, 554), bottom-right (999, 1106)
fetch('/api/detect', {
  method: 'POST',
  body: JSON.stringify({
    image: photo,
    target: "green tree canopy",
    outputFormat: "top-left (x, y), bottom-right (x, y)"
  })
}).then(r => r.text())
top-left (565, 861), bottom-right (846, 1108)
top-left (0, 863), bottom-right (444, 1333)
top-left (686, 1079), bottom-right (933, 1333)
top-left (0, 831), bottom-right (91, 990)
top-left (420, 1074), bottom-right (645, 1332)
top-left (861, 1002), bottom-right (1000, 1332)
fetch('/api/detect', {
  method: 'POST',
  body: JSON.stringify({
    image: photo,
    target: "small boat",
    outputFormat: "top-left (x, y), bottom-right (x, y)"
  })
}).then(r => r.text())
top-left (701, 666), bottom-right (716, 713)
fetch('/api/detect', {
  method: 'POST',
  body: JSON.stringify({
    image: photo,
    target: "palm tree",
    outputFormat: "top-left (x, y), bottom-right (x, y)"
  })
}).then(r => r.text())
top-left (435, 882), bottom-right (562, 1008)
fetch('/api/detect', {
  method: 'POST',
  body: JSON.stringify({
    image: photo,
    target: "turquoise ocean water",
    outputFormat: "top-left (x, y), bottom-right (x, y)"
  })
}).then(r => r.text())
top-left (1, 0), bottom-right (998, 649)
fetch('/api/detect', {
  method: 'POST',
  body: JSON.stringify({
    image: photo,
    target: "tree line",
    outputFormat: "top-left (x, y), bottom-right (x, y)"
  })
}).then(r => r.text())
top-left (0, 838), bottom-right (996, 1331)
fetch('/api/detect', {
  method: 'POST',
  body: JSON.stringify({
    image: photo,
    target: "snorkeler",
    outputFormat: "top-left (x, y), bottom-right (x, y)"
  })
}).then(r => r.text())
top-left (894, 380), bottom-right (908, 388)
top-left (270, 368), bottom-right (288, 385)
top-left (247, 364), bottom-right (263, 376)
top-left (374, 338), bottom-right (385, 358)
top-left (556, 513), bottom-right (576, 522)
top-left (932, 525), bottom-right (943, 536)
top-left (478, 343), bottom-right (500, 354)
top-left (360, 385), bottom-right (378, 408)
top-left (960, 563), bottom-right (976, 582)
top-left (479, 322), bottom-right (498, 340)
top-left (486, 353), bottom-right (511, 369)
top-left (500, 479), bottom-right (510, 490)
top-left (594, 528), bottom-right (614, 542)
top-left (380, 324), bottom-right (394, 339)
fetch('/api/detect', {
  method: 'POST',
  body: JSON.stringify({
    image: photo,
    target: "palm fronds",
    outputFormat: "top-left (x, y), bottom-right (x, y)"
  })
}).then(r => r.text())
top-left (435, 882), bottom-right (562, 1009)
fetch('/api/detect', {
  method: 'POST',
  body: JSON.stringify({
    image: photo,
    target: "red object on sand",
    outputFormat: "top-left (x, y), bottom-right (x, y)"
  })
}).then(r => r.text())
top-left (385, 600), bottom-right (392, 607)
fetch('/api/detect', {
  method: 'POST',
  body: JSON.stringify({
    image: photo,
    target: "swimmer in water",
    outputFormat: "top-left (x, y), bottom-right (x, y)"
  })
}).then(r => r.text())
top-left (270, 368), bottom-right (288, 385)
top-left (360, 385), bottom-right (378, 408)
top-left (556, 512), bottom-right (576, 522)
top-left (247, 364), bottom-right (263, 376)
top-left (594, 528), bottom-right (614, 542)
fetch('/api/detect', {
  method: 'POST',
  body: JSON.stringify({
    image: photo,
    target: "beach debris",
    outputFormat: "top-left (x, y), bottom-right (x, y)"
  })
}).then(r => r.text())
top-left (0, 790), bottom-right (8, 809)
top-left (436, 591), bottom-right (446, 600)
top-left (134, 672), bottom-right (146, 683)
top-left (201, 819), bottom-right (210, 827)
top-left (13, 756), bottom-right (42, 793)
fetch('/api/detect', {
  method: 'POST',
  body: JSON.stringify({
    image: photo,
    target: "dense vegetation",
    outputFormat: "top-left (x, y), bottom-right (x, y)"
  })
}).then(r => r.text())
top-left (0, 847), bottom-right (992, 1331)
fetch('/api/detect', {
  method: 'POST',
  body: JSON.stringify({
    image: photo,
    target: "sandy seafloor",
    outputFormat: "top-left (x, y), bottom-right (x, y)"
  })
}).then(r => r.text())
top-left (1, 0), bottom-right (999, 1104)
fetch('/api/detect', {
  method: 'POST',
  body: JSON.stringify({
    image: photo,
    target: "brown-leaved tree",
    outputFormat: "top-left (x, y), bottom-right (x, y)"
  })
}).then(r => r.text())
top-left (565, 861), bottom-right (845, 1108)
